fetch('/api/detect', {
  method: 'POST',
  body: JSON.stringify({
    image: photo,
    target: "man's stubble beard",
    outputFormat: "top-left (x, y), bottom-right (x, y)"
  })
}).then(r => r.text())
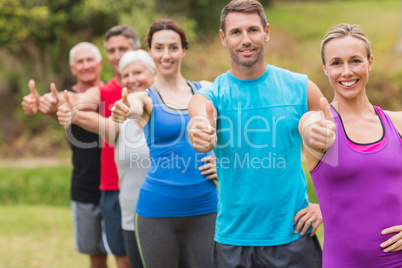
top-left (229, 46), bottom-right (265, 67)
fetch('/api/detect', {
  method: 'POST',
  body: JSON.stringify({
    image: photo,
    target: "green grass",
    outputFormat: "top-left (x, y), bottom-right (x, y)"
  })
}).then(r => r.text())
top-left (0, 166), bottom-right (72, 206)
top-left (0, 165), bottom-right (119, 268)
top-left (0, 205), bottom-right (119, 268)
top-left (0, 163), bottom-right (323, 268)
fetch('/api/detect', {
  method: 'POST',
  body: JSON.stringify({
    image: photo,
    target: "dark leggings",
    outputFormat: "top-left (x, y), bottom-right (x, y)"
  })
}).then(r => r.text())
top-left (123, 230), bottom-right (143, 268)
top-left (135, 213), bottom-right (216, 268)
top-left (123, 230), bottom-right (190, 268)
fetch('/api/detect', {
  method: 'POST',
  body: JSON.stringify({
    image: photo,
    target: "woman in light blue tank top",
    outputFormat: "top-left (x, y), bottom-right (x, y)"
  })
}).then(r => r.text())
top-left (111, 19), bottom-right (218, 268)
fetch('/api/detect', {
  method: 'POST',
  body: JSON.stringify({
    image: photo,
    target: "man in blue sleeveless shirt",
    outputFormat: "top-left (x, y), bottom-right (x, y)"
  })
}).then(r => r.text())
top-left (188, 0), bottom-right (324, 267)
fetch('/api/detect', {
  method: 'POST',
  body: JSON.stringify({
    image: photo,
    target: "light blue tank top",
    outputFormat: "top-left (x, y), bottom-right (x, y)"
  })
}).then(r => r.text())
top-left (136, 81), bottom-right (218, 217)
top-left (197, 64), bottom-right (309, 246)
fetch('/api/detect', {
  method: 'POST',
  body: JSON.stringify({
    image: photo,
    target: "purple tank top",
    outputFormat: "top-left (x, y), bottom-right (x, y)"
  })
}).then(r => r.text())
top-left (311, 106), bottom-right (402, 268)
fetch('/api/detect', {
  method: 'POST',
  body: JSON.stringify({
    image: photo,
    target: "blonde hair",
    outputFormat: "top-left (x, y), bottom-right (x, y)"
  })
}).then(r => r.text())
top-left (321, 23), bottom-right (371, 64)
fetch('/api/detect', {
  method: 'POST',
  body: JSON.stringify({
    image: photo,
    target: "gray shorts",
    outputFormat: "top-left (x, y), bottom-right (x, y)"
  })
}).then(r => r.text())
top-left (71, 201), bottom-right (103, 255)
top-left (213, 235), bottom-right (322, 268)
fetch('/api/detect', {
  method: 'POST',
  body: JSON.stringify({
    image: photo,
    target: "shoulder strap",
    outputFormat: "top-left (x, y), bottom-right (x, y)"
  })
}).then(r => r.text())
top-left (193, 81), bottom-right (202, 90)
top-left (148, 84), bottom-right (158, 96)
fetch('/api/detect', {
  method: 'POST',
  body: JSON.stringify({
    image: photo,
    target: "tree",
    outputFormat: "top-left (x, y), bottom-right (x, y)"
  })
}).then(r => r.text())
top-left (0, 0), bottom-right (122, 94)
top-left (152, 0), bottom-right (275, 39)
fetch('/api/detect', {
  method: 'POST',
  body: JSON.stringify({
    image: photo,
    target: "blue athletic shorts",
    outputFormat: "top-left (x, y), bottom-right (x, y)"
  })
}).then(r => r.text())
top-left (99, 190), bottom-right (126, 256)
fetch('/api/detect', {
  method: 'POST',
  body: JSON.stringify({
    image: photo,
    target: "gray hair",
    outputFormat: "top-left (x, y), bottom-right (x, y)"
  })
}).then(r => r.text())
top-left (69, 42), bottom-right (102, 66)
top-left (104, 25), bottom-right (141, 50)
top-left (118, 50), bottom-right (156, 75)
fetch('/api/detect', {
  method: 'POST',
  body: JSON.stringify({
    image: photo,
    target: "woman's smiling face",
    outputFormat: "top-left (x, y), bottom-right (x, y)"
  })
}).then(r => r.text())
top-left (121, 61), bottom-right (154, 93)
top-left (322, 35), bottom-right (373, 100)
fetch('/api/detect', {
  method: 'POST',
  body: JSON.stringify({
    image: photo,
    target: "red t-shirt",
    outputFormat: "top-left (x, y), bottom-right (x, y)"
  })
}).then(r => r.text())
top-left (98, 78), bottom-right (122, 190)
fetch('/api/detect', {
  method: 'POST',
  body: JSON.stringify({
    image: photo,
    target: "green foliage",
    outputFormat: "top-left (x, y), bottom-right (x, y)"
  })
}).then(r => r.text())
top-left (1, 0), bottom-right (402, 158)
top-left (0, 165), bottom-right (72, 206)
top-left (264, 0), bottom-right (402, 107)
top-left (151, 0), bottom-right (275, 37)
top-left (0, 0), bottom-right (122, 92)
top-left (151, 0), bottom-right (225, 37)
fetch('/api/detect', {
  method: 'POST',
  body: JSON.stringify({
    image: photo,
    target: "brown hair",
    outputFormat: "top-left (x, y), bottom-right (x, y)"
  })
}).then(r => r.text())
top-left (220, 0), bottom-right (267, 34)
top-left (145, 19), bottom-right (189, 50)
top-left (321, 23), bottom-right (372, 64)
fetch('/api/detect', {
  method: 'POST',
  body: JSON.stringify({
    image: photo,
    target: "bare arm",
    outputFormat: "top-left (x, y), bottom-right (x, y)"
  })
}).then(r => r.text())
top-left (187, 94), bottom-right (217, 153)
top-left (111, 89), bottom-right (151, 127)
top-left (72, 111), bottom-right (119, 145)
top-left (379, 113), bottom-right (402, 252)
top-left (384, 111), bottom-right (402, 135)
top-left (66, 86), bottom-right (101, 109)
top-left (299, 97), bottom-right (336, 172)
top-left (199, 80), bottom-right (212, 88)
top-left (56, 90), bottom-right (118, 144)
top-left (56, 89), bottom-right (115, 143)
top-left (307, 79), bottom-right (324, 111)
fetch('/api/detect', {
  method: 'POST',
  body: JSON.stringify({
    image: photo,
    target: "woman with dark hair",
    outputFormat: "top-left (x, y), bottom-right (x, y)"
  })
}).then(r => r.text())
top-left (111, 19), bottom-right (218, 268)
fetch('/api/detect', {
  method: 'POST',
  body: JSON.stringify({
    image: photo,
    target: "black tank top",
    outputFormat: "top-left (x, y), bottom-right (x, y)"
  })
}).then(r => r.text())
top-left (66, 87), bottom-right (101, 204)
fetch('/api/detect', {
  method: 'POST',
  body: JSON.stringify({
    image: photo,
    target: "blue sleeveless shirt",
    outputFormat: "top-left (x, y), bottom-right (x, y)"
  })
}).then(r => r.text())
top-left (197, 64), bottom-right (309, 246)
top-left (136, 81), bottom-right (218, 217)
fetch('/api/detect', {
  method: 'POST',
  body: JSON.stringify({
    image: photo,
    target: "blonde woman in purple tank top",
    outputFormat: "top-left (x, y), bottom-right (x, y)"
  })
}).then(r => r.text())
top-left (299, 23), bottom-right (402, 268)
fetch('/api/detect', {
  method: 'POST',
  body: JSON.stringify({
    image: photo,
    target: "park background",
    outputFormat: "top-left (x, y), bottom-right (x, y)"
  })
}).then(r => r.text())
top-left (0, 0), bottom-right (401, 267)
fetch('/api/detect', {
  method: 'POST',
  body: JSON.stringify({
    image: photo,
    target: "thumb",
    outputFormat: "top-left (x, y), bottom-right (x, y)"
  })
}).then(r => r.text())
top-left (50, 83), bottom-right (58, 97)
top-left (320, 97), bottom-right (332, 120)
top-left (206, 101), bottom-right (216, 128)
top-left (28, 79), bottom-right (40, 100)
top-left (121, 87), bottom-right (129, 105)
top-left (63, 90), bottom-right (72, 108)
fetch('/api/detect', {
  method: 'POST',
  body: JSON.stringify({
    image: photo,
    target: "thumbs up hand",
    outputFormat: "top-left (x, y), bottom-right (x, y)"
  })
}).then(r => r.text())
top-left (57, 90), bottom-right (75, 128)
top-left (111, 87), bottom-right (131, 123)
top-left (39, 83), bottom-right (59, 115)
top-left (301, 97), bottom-right (336, 152)
top-left (206, 101), bottom-right (216, 130)
top-left (188, 101), bottom-right (217, 152)
top-left (21, 79), bottom-right (41, 115)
